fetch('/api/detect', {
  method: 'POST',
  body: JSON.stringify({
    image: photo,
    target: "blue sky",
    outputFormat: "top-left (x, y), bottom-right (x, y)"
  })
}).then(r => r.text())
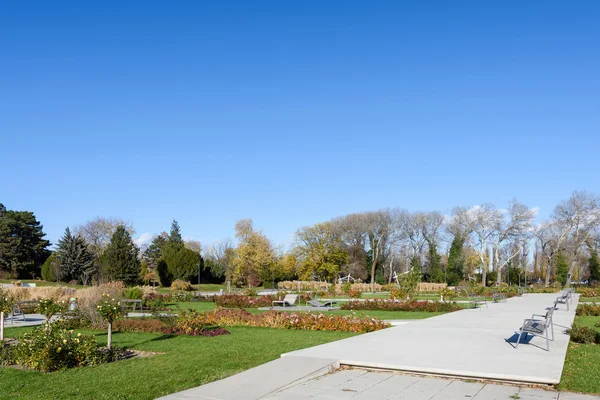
top-left (2, 1), bottom-right (599, 249)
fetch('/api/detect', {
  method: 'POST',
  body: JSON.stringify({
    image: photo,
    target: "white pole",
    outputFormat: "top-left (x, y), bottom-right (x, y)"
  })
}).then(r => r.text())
top-left (108, 322), bottom-right (112, 349)
top-left (0, 312), bottom-right (4, 341)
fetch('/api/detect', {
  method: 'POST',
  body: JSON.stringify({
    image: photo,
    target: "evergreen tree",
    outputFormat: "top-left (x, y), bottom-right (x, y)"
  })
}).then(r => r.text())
top-left (168, 220), bottom-right (184, 247)
top-left (143, 233), bottom-right (167, 269)
top-left (55, 227), bottom-right (95, 283)
top-left (446, 235), bottom-right (465, 285)
top-left (101, 226), bottom-right (141, 285)
top-left (0, 203), bottom-right (51, 278)
top-left (161, 242), bottom-right (202, 282)
top-left (426, 241), bottom-right (443, 283)
top-left (588, 247), bottom-right (600, 283)
top-left (41, 253), bottom-right (60, 282)
top-left (555, 251), bottom-right (569, 286)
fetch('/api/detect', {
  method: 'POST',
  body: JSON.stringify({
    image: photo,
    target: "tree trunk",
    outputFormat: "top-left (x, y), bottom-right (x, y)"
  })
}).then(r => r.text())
top-left (370, 241), bottom-right (379, 292)
top-left (107, 322), bottom-right (112, 349)
top-left (1, 312), bottom-right (4, 341)
top-left (545, 255), bottom-right (552, 286)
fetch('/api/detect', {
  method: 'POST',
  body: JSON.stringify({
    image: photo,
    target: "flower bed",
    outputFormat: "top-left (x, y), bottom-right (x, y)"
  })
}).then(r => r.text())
top-left (214, 294), bottom-right (276, 308)
top-left (569, 324), bottom-right (600, 344)
top-left (0, 321), bottom-right (130, 372)
top-left (577, 288), bottom-right (600, 298)
top-left (177, 309), bottom-right (390, 333)
top-left (341, 299), bottom-right (462, 313)
top-left (113, 318), bottom-right (230, 337)
top-left (576, 303), bottom-right (600, 316)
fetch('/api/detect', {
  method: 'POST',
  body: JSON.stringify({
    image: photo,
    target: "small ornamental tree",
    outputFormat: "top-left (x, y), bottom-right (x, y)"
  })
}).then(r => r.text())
top-left (38, 298), bottom-right (68, 322)
top-left (97, 294), bottom-right (125, 349)
top-left (0, 293), bottom-right (14, 341)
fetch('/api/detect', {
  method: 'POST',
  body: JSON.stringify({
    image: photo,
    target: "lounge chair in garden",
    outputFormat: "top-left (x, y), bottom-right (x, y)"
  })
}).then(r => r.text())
top-left (492, 292), bottom-right (506, 303)
top-left (271, 294), bottom-right (299, 308)
top-left (556, 290), bottom-right (573, 311)
top-left (516, 307), bottom-right (555, 352)
top-left (307, 299), bottom-right (337, 308)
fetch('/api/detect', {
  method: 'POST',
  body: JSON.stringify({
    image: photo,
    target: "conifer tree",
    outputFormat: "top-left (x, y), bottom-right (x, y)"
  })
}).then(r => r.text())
top-left (55, 227), bottom-right (95, 283)
top-left (101, 226), bottom-right (141, 285)
top-left (588, 247), bottom-right (600, 283)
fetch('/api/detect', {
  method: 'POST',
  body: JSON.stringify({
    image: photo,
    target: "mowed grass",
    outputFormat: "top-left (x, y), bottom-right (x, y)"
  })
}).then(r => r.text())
top-left (559, 315), bottom-right (600, 394)
top-left (170, 301), bottom-right (448, 320)
top-left (0, 326), bottom-right (356, 400)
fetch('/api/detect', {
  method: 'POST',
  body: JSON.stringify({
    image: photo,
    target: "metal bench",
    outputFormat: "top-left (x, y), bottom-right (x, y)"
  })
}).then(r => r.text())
top-left (467, 294), bottom-right (488, 309)
top-left (492, 292), bottom-right (506, 303)
top-left (12, 300), bottom-right (39, 322)
top-left (556, 289), bottom-right (574, 311)
top-left (307, 299), bottom-right (338, 308)
top-left (516, 306), bottom-right (555, 351)
top-left (120, 299), bottom-right (143, 313)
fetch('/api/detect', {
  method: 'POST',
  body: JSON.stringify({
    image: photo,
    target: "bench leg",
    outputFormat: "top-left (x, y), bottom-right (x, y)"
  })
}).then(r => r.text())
top-left (545, 328), bottom-right (550, 351)
top-left (516, 331), bottom-right (524, 349)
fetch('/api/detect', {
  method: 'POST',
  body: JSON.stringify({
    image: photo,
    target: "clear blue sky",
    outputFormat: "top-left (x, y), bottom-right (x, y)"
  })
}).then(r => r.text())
top-left (2, 1), bottom-right (599, 249)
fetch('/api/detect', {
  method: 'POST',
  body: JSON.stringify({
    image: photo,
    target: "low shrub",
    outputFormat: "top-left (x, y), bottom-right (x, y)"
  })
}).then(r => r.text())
top-left (245, 287), bottom-right (258, 297)
top-left (568, 325), bottom-right (600, 344)
top-left (348, 289), bottom-right (362, 299)
top-left (341, 299), bottom-right (462, 313)
top-left (113, 318), bottom-right (170, 333)
top-left (341, 282), bottom-right (352, 294)
top-left (390, 287), bottom-right (408, 300)
top-left (169, 291), bottom-right (196, 302)
top-left (171, 280), bottom-right (194, 292)
top-left (124, 287), bottom-right (143, 299)
top-left (113, 316), bottom-right (229, 337)
top-left (178, 309), bottom-right (390, 333)
top-left (576, 303), bottom-right (600, 316)
top-left (440, 287), bottom-right (457, 301)
top-left (577, 288), bottom-right (600, 298)
top-left (215, 294), bottom-right (274, 308)
top-left (2, 321), bottom-right (130, 372)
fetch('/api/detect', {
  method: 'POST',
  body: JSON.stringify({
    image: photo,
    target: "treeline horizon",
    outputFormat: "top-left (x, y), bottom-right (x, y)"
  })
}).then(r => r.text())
top-left (1, 190), bottom-right (599, 288)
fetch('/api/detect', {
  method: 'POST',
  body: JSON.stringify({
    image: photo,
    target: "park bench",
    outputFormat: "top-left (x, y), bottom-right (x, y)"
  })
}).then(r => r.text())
top-left (12, 300), bottom-right (40, 322)
top-left (556, 289), bottom-right (574, 311)
top-left (516, 306), bottom-right (555, 351)
top-left (120, 299), bottom-right (143, 313)
top-left (272, 294), bottom-right (298, 308)
top-left (467, 294), bottom-right (487, 309)
top-left (492, 292), bottom-right (506, 303)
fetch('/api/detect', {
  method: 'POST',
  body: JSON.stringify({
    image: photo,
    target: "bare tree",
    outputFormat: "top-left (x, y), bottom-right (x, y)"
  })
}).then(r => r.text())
top-left (73, 217), bottom-right (135, 259)
top-left (553, 191), bottom-right (600, 281)
top-left (491, 200), bottom-right (535, 285)
top-left (533, 221), bottom-right (570, 286)
top-left (470, 204), bottom-right (502, 285)
top-left (364, 210), bottom-right (392, 291)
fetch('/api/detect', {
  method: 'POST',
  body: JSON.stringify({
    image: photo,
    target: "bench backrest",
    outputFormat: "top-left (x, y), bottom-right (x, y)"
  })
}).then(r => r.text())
top-left (283, 294), bottom-right (298, 305)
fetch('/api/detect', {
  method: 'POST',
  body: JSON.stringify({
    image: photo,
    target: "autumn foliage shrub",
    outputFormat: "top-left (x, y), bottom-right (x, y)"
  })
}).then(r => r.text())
top-left (568, 325), bottom-right (600, 344)
top-left (171, 280), bottom-right (194, 291)
top-left (577, 288), bottom-right (600, 298)
top-left (576, 303), bottom-right (600, 316)
top-left (341, 299), bottom-right (462, 313)
top-left (215, 294), bottom-right (275, 308)
top-left (177, 309), bottom-right (390, 333)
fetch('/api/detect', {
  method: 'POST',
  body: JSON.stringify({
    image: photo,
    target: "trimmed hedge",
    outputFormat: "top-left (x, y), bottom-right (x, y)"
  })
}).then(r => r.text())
top-left (340, 299), bottom-right (462, 313)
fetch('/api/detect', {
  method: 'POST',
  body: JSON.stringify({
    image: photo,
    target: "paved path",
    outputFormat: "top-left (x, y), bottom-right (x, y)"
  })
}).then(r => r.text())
top-left (283, 294), bottom-right (578, 384)
top-left (266, 369), bottom-right (600, 400)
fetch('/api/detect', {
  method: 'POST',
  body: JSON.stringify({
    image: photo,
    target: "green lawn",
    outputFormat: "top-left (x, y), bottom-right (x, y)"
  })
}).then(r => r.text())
top-left (169, 301), bottom-right (447, 320)
top-left (579, 297), bottom-right (600, 303)
top-left (559, 315), bottom-right (600, 394)
top-left (0, 326), bottom-right (355, 400)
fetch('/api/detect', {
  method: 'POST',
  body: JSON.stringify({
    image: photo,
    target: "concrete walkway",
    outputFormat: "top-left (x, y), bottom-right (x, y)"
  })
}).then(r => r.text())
top-left (283, 294), bottom-right (578, 384)
top-left (266, 369), bottom-right (600, 400)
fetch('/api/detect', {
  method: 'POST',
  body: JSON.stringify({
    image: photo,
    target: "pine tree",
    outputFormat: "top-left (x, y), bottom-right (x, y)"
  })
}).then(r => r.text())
top-left (446, 234), bottom-right (465, 285)
top-left (555, 251), bottom-right (569, 286)
top-left (56, 227), bottom-right (95, 283)
top-left (0, 203), bottom-right (51, 278)
top-left (426, 241), bottom-right (443, 283)
top-left (169, 220), bottom-right (184, 248)
top-left (588, 247), bottom-right (600, 283)
top-left (101, 226), bottom-right (141, 285)
top-left (143, 233), bottom-right (167, 269)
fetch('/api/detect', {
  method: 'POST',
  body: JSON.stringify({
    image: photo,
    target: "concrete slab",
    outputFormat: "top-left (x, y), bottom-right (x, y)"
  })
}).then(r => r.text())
top-left (282, 294), bottom-right (578, 384)
top-left (268, 370), bottom-right (600, 400)
top-left (155, 356), bottom-right (339, 400)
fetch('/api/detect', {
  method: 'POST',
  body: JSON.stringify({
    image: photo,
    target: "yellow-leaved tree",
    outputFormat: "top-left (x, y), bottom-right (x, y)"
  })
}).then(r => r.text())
top-left (231, 219), bottom-right (276, 287)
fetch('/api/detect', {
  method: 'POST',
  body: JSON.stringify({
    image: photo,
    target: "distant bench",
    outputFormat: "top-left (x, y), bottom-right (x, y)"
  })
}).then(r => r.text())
top-left (120, 299), bottom-right (143, 313)
top-left (12, 300), bottom-right (40, 321)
